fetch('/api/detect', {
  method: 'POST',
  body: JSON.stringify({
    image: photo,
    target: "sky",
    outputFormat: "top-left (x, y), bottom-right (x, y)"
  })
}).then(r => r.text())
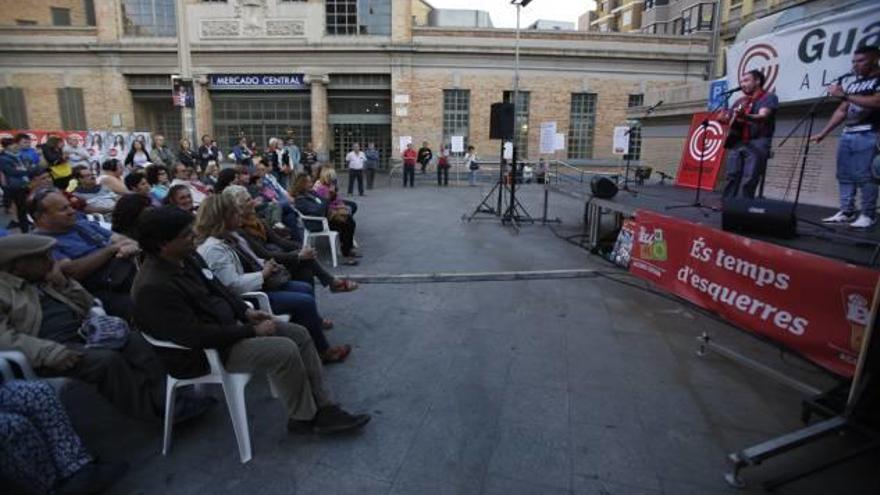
top-left (426, 0), bottom-right (596, 28)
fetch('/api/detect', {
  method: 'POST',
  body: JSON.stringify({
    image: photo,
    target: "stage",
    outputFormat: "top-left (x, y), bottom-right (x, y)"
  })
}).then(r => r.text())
top-left (585, 183), bottom-right (880, 268)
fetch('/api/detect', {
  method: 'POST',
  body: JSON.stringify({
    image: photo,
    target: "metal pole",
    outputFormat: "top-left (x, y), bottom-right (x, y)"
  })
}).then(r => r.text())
top-left (175, 1), bottom-right (196, 145)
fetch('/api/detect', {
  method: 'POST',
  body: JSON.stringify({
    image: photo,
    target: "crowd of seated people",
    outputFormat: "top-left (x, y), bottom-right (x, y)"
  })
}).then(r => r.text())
top-left (0, 133), bottom-right (372, 492)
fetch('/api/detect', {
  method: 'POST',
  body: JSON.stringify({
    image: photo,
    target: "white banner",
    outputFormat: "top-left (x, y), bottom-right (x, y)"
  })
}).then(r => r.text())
top-left (726, 4), bottom-right (880, 103)
top-left (613, 126), bottom-right (631, 155)
top-left (539, 121), bottom-right (557, 154)
top-left (450, 135), bottom-right (464, 153)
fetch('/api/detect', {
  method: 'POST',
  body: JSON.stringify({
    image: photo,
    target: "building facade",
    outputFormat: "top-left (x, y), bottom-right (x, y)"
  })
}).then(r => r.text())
top-left (0, 0), bottom-right (709, 169)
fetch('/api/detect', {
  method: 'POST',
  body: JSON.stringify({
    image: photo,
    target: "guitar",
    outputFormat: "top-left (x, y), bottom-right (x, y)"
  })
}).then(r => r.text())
top-left (723, 103), bottom-right (748, 149)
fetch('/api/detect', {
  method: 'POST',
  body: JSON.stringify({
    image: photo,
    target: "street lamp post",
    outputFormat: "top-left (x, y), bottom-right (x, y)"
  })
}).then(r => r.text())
top-left (505, 0), bottom-right (533, 227)
top-left (175, 1), bottom-right (196, 146)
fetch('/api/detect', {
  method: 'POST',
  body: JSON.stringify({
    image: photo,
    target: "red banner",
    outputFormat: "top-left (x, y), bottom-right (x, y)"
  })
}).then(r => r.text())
top-left (674, 112), bottom-right (729, 191)
top-left (629, 209), bottom-right (879, 377)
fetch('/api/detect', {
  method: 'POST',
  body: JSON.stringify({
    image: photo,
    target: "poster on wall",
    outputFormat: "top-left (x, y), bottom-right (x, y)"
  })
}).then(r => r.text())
top-left (539, 122), bottom-right (557, 154)
top-left (398, 135), bottom-right (412, 151)
top-left (612, 126), bottom-right (631, 155)
top-left (129, 132), bottom-right (153, 152)
top-left (172, 76), bottom-right (195, 108)
top-left (106, 132), bottom-right (130, 161)
top-left (451, 136), bottom-right (465, 153)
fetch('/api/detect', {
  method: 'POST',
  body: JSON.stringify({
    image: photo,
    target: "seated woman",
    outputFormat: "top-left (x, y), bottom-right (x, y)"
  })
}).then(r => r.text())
top-left (0, 380), bottom-right (128, 494)
top-left (291, 173), bottom-right (359, 266)
top-left (165, 184), bottom-right (195, 213)
top-left (194, 194), bottom-right (350, 363)
top-left (124, 171), bottom-right (162, 207)
top-left (98, 159), bottom-right (128, 195)
top-left (222, 185), bottom-right (358, 293)
top-left (145, 164), bottom-right (170, 204)
top-left (313, 167), bottom-right (357, 216)
top-left (247, 173), bottom-right (282, 227)
top-left (112, 193), bottom-right (154, 239)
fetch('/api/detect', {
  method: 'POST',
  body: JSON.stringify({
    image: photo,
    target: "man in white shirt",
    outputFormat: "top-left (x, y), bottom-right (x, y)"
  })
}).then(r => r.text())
top-left (169, 163), bottom-right (207, 207)
top-left (345, 143), bottom-right (366, 196)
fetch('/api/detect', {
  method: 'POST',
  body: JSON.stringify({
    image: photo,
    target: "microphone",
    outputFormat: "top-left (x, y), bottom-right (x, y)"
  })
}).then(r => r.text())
top-left (645, 100), bottom-right (663, 114)
top-left (721, 85), bottom-right (742, 95)
top-left (832, 71), bottom-right (853, 85)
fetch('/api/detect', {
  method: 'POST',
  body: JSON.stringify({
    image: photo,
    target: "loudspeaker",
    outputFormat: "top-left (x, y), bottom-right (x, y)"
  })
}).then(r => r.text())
top-left (590, 176), bottom-right (618, 199)
top-left (722, 198), bottom-right (797, 238)
top-left (490, 102), bottom-right (515, 140)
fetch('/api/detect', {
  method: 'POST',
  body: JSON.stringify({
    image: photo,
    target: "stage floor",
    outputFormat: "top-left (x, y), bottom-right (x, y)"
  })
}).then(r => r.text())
top-left (596, 183), bottom-right (880, 267)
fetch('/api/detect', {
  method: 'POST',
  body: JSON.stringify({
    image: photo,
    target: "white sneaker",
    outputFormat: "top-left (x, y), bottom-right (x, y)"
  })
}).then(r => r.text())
top-left (849, 214), bottom-right (876, 229)
top-left (822, 211), bottom-right (856, 223)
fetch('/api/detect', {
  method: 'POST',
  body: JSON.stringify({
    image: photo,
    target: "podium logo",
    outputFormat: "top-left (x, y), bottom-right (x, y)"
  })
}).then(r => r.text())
top-left (688, 121), bottom-right (724, 163)
top-left (638, 227), bottom-right (668, 262)
top-left (738, 43), bottom-right (779, 92)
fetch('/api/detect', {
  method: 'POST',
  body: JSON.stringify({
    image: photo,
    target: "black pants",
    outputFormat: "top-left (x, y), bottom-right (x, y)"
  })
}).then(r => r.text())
top-left (5, 187), bottom-right (30, 231)
top-left (40, 332), bottom-right (166, 421)
top-left (420, 161), bottom-right (428, 174)
top-left (347, 169), bottom-right (364, 195)
top-left (329, 216), bottom-right (357, 256)
top-left (403, 166), bottom-right (415, 187)
top-left (437, 167), bottom-right (449, 186)
top-left (366, 168), bottom-right (376, 189)
top-left (289, 258), bottom-right (335, 288)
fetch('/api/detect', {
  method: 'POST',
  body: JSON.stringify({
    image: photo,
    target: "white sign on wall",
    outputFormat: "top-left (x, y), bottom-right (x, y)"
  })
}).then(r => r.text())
top-left (399, 135), bottom-right (412, 151)
top-left (555, 133), bottom-right (565, 151)
top-left (395, 106), bottom-right (408, 117)
top-left (725, 3), bottom-right (880, 103)
top-left (613, 126), bottom-right (631, 155)
top-left (539, 121), bottom-right (558, 154)
top-left (394, 94), bottom-right (410, 104)
top-left (451, 136), bottom-right (465, 153)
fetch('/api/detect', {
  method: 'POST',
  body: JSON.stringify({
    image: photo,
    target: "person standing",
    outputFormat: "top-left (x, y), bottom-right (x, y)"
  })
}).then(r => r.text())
top-left (345, 143), bottom-right (366, 196)
top-left (437, 146), bottom-right (450, 186)
top-left (301, 142), bottom-right (317, 178)
top-left (197, 134), bottom-right (219, 169)
top-left (149, 135), bottom-right (176, 169)
top-left (0, 135), bottom-right (33, 231)
top-left (464, 146), bottom-right (479, 186)
top-left (402, 143), bottom-right (417, 187)
top-left (718, 69), bottom-right (779, 199)
top-left (41, 136), bottom-right (72, 190)
top-left (364, 142), bottom-right (379, 190)
top-left (812, 45), bottom-right (880, 229)
top-left (417, 141), bottom-right (433, 175)
top-left (283, 137), bottom-right (302, 176)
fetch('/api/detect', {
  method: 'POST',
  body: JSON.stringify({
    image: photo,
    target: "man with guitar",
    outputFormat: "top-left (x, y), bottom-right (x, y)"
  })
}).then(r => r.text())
top-left (717, 69), bottom-right (779, 199)
top-left (811, 45), bottom-right (880, 229)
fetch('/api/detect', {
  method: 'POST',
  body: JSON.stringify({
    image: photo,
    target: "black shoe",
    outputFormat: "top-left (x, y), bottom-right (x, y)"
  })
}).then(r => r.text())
top-left (5, 220), bottom-right (19, 230)
top-left (55, 461), bottom-right (129, 495)
top-left (312, 405), bottom-right (371, 435)
top-left (287, 418), bottom-right (315, 435)
top-left (172, 394), bottom-right (218, 425)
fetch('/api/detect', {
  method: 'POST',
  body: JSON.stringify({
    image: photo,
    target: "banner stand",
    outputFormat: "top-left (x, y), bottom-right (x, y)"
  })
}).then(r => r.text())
top-left (721, 278), bottom-right (880, 490)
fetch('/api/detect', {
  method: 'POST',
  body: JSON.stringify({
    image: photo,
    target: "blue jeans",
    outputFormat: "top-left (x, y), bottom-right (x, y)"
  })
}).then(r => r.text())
top-left (723, 139), bottom-right (770, 199)
top-left (469, 169), bottom-right (478, 185)
top-left (266, 281), bottom-right (329, 353)
top-left (836, 131), bottom-right (879, 218)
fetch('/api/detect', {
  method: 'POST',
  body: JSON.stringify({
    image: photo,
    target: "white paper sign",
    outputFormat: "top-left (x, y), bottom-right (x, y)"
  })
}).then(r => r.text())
top-left (398, 135), bottom-right (412, 151)
top-left (503, 141), bottom-right (514, 160)
top-left (451, 136), bottom-right (465, 153)
top-left (539, 122), bottom-right (558, 154)
top-left (554, 133), bottom-right (565, 151)
top-left (394, 94), bottom-right (410, 104)
top-left (613, 126), bottom-right (631, 155)
top-left (395, 106), bottom-right (408, 117)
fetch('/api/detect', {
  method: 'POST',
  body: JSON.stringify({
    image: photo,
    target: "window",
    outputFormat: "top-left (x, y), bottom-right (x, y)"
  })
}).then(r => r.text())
top-left (58, 88), bottom-right (87, 130)
top-left (568, 93), bottom-right (597, 159)
top-left (625, 94), bottom-right (644, 161)
top-left (51, 7), bottom-right (71, 26)
top-left (0, 88), bottom-right (28, 128)
top-left (211, 95), bottom-right (311, 151)
top-left (622, 10), bottom-right (632, 27)
top-left (85, 0), bottom-right (96, 26)
top-left (503, 91), bottom-right (530, 159)
top-left (325, 0), bottom-right (391, 36)
top-left (122, 0), bottom-right (176, 37)
top-left (442, 90), bottom-right (470, 152)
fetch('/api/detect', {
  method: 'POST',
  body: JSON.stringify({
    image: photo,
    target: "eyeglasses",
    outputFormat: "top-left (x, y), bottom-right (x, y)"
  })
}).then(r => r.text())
top-left (27, 186), bottom-right (60, 218)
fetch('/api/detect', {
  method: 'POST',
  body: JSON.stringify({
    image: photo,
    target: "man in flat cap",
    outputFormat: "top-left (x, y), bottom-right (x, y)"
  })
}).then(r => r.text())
top-left (0, 234), bottom-right (166, 420)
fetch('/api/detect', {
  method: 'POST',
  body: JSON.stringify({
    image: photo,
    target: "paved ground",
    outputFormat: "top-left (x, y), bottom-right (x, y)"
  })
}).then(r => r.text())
top-left (16, 172), bottom-right (879, 494)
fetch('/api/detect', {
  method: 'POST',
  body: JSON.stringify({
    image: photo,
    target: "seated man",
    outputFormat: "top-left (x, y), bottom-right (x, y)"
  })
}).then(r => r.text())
top-left (71, 167), bottom-right (119, 216)
top-left (169, 162), bottom-right (207, 208)
top-left (131, 206), bottom-right (370, 435)
top-left (30, 188), bottom-right (139, 319)
top-left (254, 159), bottom-right (302, 240)
top-left (0, 234), bottom-right (165, 420)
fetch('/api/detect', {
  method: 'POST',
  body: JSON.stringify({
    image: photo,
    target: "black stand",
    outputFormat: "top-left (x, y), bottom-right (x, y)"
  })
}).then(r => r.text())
top-left (665, 95), bottom-right (729, 216)
top-left (501, 144), bottom-right (534, 230)
top-left (620, 129), bottom-right (638, 196)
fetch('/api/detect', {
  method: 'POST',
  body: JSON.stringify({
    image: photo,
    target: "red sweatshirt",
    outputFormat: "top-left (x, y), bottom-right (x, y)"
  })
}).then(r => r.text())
top-left (402, 148), bottom-right (417, 166)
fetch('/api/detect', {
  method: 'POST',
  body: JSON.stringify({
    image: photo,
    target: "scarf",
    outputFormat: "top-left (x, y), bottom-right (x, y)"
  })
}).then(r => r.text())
top-left (241, 215), bottom-right (268, 241)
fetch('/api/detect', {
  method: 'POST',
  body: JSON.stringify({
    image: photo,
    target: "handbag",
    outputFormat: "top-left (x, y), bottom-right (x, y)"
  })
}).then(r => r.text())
top-left (228, 238), bottom-right (291, 290)
top-left (469, 160), bottom-right (480, 171)
top-left (78, 314), bottom-right (130, 350)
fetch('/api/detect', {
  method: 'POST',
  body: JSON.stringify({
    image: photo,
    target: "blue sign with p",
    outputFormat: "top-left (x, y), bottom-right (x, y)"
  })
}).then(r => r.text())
top-left (708, 79), bottom-right (730, 111)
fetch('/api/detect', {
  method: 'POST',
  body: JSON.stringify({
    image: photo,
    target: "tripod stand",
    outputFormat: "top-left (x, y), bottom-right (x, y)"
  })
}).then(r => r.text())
top-left (666, 96), bottom-right (730, 216)
top-left (501, 145), bottom-right (534, 229)
top-left (466, 141), bottom-right (512, 221)
top-left (620, 124), bottom-right (638, 196)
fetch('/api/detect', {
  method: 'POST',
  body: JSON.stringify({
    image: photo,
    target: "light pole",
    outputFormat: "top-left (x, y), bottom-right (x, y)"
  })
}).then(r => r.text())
top-left (175, 1), bottom-right (196, 145)
top-left (504, 0), bottom-right (534, 227)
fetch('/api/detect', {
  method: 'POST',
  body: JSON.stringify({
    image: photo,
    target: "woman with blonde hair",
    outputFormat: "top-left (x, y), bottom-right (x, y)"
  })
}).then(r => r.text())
top-left (223, 185), bottom-right (358, 292)
top-left (195, 194), bottom-right (351, 363)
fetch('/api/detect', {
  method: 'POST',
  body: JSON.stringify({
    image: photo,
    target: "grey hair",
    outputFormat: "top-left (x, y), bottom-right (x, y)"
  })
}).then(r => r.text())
top-left (222, 184), bottom-right (251, 209)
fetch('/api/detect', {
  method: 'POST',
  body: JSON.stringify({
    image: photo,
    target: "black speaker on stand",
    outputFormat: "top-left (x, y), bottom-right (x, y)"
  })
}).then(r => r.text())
top-left (490, 103), bottom-right (515, 140)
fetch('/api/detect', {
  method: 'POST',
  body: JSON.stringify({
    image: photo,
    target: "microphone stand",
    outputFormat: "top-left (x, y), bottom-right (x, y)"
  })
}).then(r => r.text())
top-left (666, 93), bottom-right (731, 216)
top-left (620, 123), bottom-right (639, 196)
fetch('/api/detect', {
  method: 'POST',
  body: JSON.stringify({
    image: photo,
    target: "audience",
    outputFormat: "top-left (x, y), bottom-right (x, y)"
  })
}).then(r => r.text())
top-left (214, 167), bottom-right (237, 194)
top-left (169, 163), bottom-right (207, 207)
top-left (145, 164), bottom-right (170, 203)
top-left (202, 161), bottom-right (220, 188)
top-left (177, 138), bottom-right (197, 170)
top-left (194, 195), bottom-right (350, 363)
top-left (223, 185), bottom-right (358, 293)
top-left (64, 134), bottom-right (90, 172)
top-left (0, 135), bottom-right (33, 232)
top-left (41, 136), bottom-right (72, 190)
top-left (198, 135), bottom-right (220, 171)
top-left (0, 234), bottom-right (165, 420)
top-left (149, 135), bottom-right (175, 168)
top-left (291, 174), bottom-right (359, 265)
top-left (29, 188), bottom-right (139, 319)
top-left (132, 206), bottom-right (369, 433)
top-left (165, 184), bottom-right (195, 213)
top-left (98, 159), bottom-right (128, 195)
top-left (232, 137), bottom-right (254, 170)
top-left (124, 140), bottom-right (150, 169)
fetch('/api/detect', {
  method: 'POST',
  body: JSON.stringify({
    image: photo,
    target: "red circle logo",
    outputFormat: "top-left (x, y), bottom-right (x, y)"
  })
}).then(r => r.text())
top-left (688, 120), bottom-right (725, 163)
top-left (737, 43), bottom-right (779, 92)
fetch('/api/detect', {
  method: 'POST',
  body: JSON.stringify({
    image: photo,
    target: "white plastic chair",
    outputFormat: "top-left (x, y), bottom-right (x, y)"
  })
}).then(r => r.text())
top-left (293, 207), bottom-right (339, 267)
top-left (142, 333), bottom-right (280, 464)
top-left (0, 350), bottom-right (37, 380)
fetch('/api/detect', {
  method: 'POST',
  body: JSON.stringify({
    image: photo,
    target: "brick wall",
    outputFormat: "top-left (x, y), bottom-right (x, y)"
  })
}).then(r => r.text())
top-left (3, 0), bottom-right (91, 26)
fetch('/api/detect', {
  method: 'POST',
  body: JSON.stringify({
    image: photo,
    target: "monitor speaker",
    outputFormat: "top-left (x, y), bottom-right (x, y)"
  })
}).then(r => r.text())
top-left (721, 198), bottom-right (797, 238)
top-left (590, 176), bottom-right (618, 199)
top-left (490, 102), bottom-right (515, 140)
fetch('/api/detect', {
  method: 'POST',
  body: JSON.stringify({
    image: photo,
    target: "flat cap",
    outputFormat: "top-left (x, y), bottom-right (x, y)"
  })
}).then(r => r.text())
top-left (0, 234), bottom-right (56, 266)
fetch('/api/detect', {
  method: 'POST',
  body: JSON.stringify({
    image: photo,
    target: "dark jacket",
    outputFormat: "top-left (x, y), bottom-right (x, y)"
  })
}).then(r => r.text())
top-left (237, 222), bottom-right (303, 270)
top-left (197, 144), bottom-right (219, 167)
top-left (293, 193), bottom-right (328, 232)
top-left (131, 253), bottom-right (255, 378)
top-left (417, 147), bottom-right (433, 165)
top-left (41, 144), bottom-right (64, 167)
top-left (0, 151), bottom-right (30, 189)
top-left (178, 149), bottom-right (197, 169)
